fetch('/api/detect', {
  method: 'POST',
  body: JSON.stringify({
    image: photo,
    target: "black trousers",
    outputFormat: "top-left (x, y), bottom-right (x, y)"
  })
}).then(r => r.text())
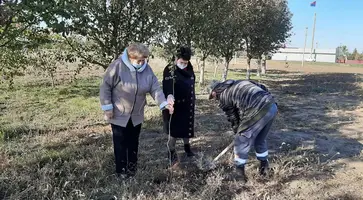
top-left (111, 120), bottom-right (142, 174)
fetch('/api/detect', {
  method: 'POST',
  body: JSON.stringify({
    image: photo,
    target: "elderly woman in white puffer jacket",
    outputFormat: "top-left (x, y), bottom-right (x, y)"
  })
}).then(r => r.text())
top-left (100, 43), bottom-right (174, 178)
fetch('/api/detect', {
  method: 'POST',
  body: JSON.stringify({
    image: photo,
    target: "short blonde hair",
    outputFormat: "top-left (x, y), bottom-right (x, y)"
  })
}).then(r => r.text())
top-left (127, 43), bottom-right (150, 59)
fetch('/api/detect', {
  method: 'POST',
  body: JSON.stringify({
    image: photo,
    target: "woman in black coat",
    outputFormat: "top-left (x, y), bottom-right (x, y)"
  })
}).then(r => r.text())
top-left (162, 46), bottom-right (196, 166)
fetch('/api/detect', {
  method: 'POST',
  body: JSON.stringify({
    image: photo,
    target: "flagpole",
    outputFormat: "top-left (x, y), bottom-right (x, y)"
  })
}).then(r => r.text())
top-left (302, 27), bottom-right (308, 67)
top-left (310, 12), bottom-right (317, 58)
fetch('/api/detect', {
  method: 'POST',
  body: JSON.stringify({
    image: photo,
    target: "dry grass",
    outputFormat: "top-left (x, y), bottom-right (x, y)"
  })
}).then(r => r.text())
top-left (1, 58), bottom-right (363, 200)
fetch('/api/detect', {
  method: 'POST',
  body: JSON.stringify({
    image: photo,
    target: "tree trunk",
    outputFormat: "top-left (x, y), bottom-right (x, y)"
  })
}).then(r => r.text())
top-left (246, 56), bottom-right (251, 80)
top-left (196, 57), bottom-right (200, 71)
top-left (199, 59), bottom-right (205, 86)
top-left (234, 52), bottom-right (237, 64)
top-left (213, 61), bottom-right (218, 78)
top-left (222, 58), bottom-right (230, 81)
top-left (257, 56), bottom-right (262, 77)
top-left (261, 55), bottom-right (267, 74)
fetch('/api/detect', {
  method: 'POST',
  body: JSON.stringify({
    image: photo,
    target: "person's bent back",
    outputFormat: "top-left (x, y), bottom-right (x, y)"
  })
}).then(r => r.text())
top-left (213, 80), bottom-right (275, 134)
top-left (209, 79), bottom-right (278, 182)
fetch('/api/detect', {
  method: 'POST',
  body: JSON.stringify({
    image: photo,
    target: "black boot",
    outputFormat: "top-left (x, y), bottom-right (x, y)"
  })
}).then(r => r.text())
top-left (184, 144), bottom-right (195, 157)
top-left (259, 160), bottom-right (269, 176)
top-left (168, 150), bottom-right (178, 167)
top-left (227, 165), bottom-right (248, 182)
top-left (236, 165), bottom-right (248, 182)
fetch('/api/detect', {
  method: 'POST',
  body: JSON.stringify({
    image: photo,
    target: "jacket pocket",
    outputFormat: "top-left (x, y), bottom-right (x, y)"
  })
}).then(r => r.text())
top-left (137, 99), bottom-right (146, 115)
top-left (115, 101), bottom-right (125, 115)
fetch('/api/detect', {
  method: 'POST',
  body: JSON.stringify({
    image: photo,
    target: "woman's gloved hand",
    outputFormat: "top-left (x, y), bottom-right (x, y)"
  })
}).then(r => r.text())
top-left (231, 120), bottom-right (239, 134)
top-left (167, 94), bottom-right (175, 105)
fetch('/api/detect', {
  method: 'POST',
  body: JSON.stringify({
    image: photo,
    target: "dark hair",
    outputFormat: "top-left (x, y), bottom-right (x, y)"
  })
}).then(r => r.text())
top-left (175, 46), bottom-right (192, 61)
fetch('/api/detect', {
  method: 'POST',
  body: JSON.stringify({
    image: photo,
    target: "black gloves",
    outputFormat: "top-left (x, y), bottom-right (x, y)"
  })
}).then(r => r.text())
top-left (230, 120), bottom-right (239, 134)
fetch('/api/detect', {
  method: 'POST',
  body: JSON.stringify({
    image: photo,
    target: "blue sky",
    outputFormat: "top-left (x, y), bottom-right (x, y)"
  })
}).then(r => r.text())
top-left (287, 0), bottom-right (363, 52)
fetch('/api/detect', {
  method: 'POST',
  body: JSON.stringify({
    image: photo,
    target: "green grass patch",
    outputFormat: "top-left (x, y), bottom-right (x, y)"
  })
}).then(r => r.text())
top-left (0, 77), bottom-right (103, 134)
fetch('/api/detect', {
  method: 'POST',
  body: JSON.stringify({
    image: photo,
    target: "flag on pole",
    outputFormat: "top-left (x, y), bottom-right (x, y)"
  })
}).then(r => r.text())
top-left (310, 1), bottom-right (316, 7)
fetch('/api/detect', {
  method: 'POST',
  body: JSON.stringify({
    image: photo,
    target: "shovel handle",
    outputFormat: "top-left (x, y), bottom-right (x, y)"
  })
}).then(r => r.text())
top-left (212, 141), bottom-right (234, 162)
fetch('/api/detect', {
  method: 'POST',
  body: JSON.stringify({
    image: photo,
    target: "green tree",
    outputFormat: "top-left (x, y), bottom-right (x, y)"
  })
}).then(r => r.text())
top-left (154, 0), bottom-right (205, 63)
top-left (29, 40), bottom-right (76, 87)
top-left (46, 0), bottom-right (169, 69)
top-left (359, 52), bottom-right (363, 61)
top-left (193, 0), bottom-right (224, 85)
top-left (0, 0), bottom-right (58, 87)
top-left (260, 0), bottom-right (292, 75)
top-left (154, 0), bottom-right (230, 85)
top-left (0, 0), bottom-right (58, 48)
top-left (338, 45), bottom-right (350, 61)
top-left (242, 0), bottom-right (292, 78)
top-left (0, 48), bottom-right (27, 87)
top-left (213, 0), bottom-right (245, 81)
top-left (352, 48), bottom-right (359, 60)
top-left (339, 45), bottom-right (349, 55)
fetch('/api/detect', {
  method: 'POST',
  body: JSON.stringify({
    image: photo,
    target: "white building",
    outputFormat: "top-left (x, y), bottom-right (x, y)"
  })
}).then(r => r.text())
top-left (271, 47), bottom-right (338, 63)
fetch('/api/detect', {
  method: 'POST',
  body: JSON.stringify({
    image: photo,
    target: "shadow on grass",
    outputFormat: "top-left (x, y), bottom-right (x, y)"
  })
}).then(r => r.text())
top-left (56, 78), bottom-right (101, 100)
top-left (0, 121), bottom-right (109, 142)
top-left (7, 76), bottom-right (101, 100)
top-left (0, 125), bottom-right (67, 142)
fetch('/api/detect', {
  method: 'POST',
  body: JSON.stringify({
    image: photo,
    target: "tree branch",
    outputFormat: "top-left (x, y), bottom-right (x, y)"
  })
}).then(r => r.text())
top-left (0, 15), bottom-right (13, 41)
top-left (0, 22), bottom-right (33, 48)
top-left (63, 35), bottom-right (108, 69)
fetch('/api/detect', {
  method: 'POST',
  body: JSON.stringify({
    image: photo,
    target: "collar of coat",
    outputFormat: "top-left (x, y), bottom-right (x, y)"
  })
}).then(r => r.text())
top-left (120, 48), bottom-right (147, 73)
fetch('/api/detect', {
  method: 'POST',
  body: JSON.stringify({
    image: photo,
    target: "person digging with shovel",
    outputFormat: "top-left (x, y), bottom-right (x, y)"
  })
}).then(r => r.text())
top-left (208, 79), bottom-right (278, 182)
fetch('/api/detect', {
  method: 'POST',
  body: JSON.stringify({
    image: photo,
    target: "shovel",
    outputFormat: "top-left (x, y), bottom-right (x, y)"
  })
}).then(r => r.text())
top-left (198, 141), bottom-right (234, 171)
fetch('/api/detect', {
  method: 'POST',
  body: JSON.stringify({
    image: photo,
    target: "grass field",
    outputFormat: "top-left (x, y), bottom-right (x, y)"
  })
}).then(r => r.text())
top-left (1, 58), bottom-right (363, 200)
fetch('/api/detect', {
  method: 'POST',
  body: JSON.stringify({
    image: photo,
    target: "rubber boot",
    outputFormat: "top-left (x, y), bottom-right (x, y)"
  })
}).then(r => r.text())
top-left (184, 144), bottom-right (195, 157)
top-left (236, 165), bottom-right (248, 182)
top-left (259, 160), bottom-right (269, 176)
top-left (227, 165), bottom-right (248, 183)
